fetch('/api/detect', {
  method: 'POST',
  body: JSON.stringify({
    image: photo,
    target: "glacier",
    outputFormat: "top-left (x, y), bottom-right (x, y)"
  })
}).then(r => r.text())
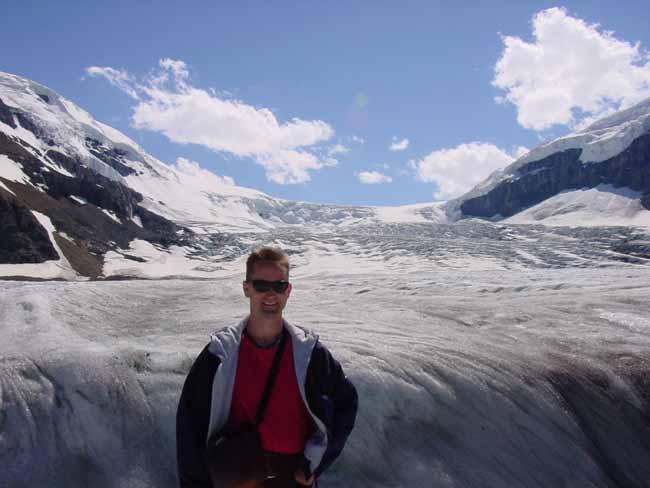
top-left (2, 224), bottom-right (650, 488)
top-left (2, 69), bottom-right (650, 487)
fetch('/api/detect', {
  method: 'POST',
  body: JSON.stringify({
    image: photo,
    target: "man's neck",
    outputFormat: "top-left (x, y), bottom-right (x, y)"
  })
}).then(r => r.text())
top-left (246, 315), bottom-right (284, 347)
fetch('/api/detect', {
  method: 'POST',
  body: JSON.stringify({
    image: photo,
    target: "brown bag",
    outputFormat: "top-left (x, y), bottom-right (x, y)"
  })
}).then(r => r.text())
top-left (206, 332), bottom-right (287, 488)
top-left (205, 424), bottom-right (267, 488)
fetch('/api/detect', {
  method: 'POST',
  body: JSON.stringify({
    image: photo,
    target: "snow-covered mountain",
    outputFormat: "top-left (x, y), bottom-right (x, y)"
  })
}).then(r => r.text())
top-left (0, 71), bottom-right (445, 279)
top-left (453, 98), bottom-right (650, 224)
top-left (1, 70), bottom-right (649, 280)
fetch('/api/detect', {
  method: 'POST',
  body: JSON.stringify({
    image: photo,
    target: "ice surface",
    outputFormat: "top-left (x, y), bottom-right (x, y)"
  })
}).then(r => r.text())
top-left (372, 202), bottom-right (447, 224)
top-left (2, 234), bottom-right (650, 487)
top-left (97, 221), bottom-right (650, 280)
top-left (103, 239), bottom-right (234, 279)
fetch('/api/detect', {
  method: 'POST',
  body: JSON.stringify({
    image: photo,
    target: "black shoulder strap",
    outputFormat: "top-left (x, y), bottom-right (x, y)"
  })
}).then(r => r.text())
top-left (254, 329), bottom-right (287, 427)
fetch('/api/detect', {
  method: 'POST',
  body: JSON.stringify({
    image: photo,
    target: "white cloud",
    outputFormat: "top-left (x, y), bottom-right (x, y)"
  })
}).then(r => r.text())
top-left (358, 170), bottom-right (392, 184)
top-left (493, 7), bottom-right (650, 131)
top-left (328, 143), bottom-right (349, 156)
top-left (389, 137), bottom-right (410, 151)
top-left (349, 135), bottom-right (365, 144)
top-left (514, 145), bottom-right (529, 159)
top-left (85, 67), bottom-right (140, 100)
top-left (85, 59), bottom-right (335, 184)
top-left (173, 157), bottom-right (235, 186)
top-left (414, 142), bottom-right (514, 199)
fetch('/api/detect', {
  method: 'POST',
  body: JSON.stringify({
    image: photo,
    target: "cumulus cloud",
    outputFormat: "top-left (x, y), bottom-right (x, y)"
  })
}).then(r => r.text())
top-left (173, 157), bottom-right (235, 186)
top-left (493, 7), bottom-right (650, 131)
top-left (414, 142), bottom-right (514, 200)
top-left (358, 170), bottom-right (392, 184)
top-left (389, 137), bottom-right (409, 151)
top-left (85, 59), bottom-right (335, 184)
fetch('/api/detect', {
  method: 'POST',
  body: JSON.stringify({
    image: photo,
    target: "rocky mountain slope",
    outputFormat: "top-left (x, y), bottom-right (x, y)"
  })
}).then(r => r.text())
top-left (1, 71), bottom-right (649, 279)
top-left (454, 98), bottom-right (650, 221)
top-left (0, 71), bottom-right (445, 279)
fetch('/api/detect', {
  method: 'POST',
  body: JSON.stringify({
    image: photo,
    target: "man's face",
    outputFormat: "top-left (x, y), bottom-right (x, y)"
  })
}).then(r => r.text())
top-left (243, 261), bottom-right (292, 318)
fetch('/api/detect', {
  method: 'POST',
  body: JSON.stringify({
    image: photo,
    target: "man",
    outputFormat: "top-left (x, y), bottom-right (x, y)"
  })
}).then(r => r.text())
top-left (177, 247), bottom-right (358, 487)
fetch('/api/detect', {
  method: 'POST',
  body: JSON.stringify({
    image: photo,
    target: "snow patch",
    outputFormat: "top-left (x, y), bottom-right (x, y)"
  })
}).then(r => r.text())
top-left (505, 185), bottom-right (650, 227)
top-left (0, 180), bottom-right (15, 195)
top-left (0, 154), bottom-right (31, 184)
top-left (101, 208), bottom-right (121, 223)
top-left (0, 211), bottom-right (77, 279)
top-left (69, 195), bottom-right (87, 205)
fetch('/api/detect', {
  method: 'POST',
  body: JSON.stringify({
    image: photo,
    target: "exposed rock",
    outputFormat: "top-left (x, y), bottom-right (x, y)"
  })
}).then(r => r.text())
top-left (85, 138), bottom-right (136, 177)
top-left (38, 94), bottom-right (50, 104)
top-left (461, 133), bottom-right (650, 218)
top-left (0, 132), bottom-right (193, 276)
top-left (0, 97), bottom-right (17, 128)
top-left (14, 111), bottom-right (42, 138)
top-left (0, 188), bottom-right (58, 263)
top-left (53, 233), bottom-right (102, 278)
top-left (45, 149), bottom-right (141, 218)
top-left (133, 206), bottom-right (186, 246)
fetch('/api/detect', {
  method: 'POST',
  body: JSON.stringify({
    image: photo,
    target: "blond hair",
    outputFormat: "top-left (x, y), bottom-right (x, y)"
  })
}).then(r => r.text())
top-left (245, 247), bottom-right (290, 281)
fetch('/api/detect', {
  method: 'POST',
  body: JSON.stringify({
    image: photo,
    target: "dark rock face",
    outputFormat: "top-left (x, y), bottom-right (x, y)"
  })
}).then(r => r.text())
top-left (0, 134), bottom-right (141, 219)
top-left (0, 190), bottom-right (58, 263)
top-left (85, 138), bottom-right (137, 177)
top-left (461, 132), bottom-right (650, 218)
top-left (0, 132), bottom-right (193, 274)
top-left (45, 149), bottom-right (141, 217)
top-left (14, 111), bottom-right (42, 137)
top-left (0, 97), bottom-right (17, 128)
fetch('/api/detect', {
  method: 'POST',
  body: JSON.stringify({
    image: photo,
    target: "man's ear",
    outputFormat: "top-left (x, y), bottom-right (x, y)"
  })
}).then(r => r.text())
top-left (243, 281), bottom-right (251, 297)
top-left (286, 282), bottom-right (292, 297)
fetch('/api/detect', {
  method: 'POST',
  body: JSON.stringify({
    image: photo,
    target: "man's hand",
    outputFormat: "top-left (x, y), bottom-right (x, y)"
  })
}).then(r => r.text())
top-left (294, 469), bottom-right (315, 486)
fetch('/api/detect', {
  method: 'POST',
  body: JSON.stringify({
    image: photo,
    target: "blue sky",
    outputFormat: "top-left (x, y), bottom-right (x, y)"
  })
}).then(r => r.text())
top-left (3, 1), bottom-right (650, 205)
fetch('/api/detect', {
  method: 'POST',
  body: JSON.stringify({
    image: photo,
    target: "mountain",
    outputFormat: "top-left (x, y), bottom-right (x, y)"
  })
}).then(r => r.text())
top-left (453, 98), bottom-right (650, 224)
top-left (0, 71), bottom-right (445, 279)
top-left (1, 71), bottom-right (649, 279)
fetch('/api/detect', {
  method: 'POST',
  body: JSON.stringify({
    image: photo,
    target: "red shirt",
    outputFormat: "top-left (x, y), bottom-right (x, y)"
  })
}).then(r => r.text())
top-left (228, 332), bottom-right (315, 454)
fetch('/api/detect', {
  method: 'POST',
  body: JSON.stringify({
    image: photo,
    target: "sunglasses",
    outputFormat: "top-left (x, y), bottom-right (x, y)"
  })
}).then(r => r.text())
top-left (248, 280), bottom-right (290, 293)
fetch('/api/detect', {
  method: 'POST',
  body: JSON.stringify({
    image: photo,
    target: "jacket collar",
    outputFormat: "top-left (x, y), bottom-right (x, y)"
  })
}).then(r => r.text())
top-left (208, 316), bottom-right (318, 359)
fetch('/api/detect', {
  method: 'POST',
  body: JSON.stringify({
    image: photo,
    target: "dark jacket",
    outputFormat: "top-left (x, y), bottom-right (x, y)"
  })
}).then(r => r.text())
top-left (176, 318), bottom-right (358, 487)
